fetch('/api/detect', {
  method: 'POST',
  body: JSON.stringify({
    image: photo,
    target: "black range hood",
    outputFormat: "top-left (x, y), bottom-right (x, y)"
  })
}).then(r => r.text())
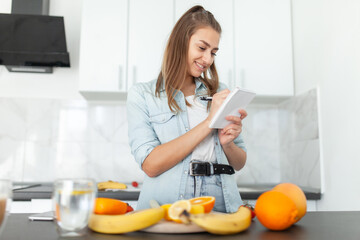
top-left (0, 0), bottom-right (70, 73)
top-left (0, 13), bottom-right (70, 73)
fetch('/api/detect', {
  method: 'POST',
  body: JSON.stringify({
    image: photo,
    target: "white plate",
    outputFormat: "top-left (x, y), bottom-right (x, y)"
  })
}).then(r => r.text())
top-left (141, 220), bottom-right (205, 234)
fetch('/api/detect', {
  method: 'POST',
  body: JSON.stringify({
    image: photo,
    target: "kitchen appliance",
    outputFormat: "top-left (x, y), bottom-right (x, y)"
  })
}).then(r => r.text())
top-left (0, 13), bottom-right (70, 73)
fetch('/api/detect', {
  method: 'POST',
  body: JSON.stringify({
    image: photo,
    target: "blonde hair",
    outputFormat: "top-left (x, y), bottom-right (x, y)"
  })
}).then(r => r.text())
top-left (155, 5), bottom-right (222, 112)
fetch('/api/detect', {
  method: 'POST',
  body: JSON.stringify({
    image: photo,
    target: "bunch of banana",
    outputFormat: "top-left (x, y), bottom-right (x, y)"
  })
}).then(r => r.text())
top-left (184, 206), bottom-right (252, 235)
top-left (89, 207), bottom-right (165, 234)
top-left (97, 180), bottom-right (127, 190)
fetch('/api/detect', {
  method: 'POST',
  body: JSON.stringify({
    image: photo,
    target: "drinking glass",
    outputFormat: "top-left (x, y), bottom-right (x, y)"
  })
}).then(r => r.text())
top-left (53, 179), bottom-right (96, 237)
top-left (0, 179), bottom-right (12, 237)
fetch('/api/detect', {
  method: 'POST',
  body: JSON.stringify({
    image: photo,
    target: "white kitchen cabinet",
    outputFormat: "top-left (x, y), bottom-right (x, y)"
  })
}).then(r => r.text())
top-left (176, 0), bottom-right (293, 97)
top-left (79, 0), bottom-right (174, 100)
top-left (127, 0), bottom-right (174, 88)
top-left (234, 0), bottom-right (294, 96)
top-left (79, 0), bottom-right (293, 101)
top-left (79, 0), bottom-right (128, 100)
top-left (175, 0), bottom-right (235, 89)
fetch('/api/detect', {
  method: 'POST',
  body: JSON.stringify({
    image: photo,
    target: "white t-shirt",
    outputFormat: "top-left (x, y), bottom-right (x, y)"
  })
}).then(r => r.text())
top-left (185, 95), bottom-right (216, 163)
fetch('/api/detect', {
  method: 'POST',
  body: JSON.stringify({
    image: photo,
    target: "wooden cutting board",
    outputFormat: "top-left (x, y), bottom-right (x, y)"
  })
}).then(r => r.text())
top-left (141, 220), bottom-right (206, 234)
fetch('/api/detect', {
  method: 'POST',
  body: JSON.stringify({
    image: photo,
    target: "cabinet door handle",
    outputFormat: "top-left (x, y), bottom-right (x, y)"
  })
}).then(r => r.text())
top-left (238, 68), bottom-right (245, 88)
top-left (132, 66), bottom-right (137, 85)
top-left (228, 69), bottom-right (234, 89)
top-left (118, 65), bottom-right (123, 91)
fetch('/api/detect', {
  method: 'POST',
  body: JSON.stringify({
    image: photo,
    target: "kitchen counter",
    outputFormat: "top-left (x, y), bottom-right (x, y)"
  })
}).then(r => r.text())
top-left (12, 183), bottom-right (140, 201)
top-left (12, 182), bottom-right (321, 201)
top-left (1, 211), bottom-right (359, 240)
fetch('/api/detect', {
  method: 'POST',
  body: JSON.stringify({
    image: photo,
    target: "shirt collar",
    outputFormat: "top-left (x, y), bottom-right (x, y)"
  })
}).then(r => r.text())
top-left (195, 78), bottom-right (206, 92)
top-left (159, 77), bottom-right (206, 93)
top-left (158, 78), bottom-right (169, 92)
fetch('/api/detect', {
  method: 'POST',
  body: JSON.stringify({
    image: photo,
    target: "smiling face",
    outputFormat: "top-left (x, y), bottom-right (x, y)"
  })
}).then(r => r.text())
top-left (187, 26), bottom-right (220, 80)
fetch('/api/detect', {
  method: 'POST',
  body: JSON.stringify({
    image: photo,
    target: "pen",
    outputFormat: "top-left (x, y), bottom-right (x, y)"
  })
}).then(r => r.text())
top-left (200, 96), bottom-right (212, 101)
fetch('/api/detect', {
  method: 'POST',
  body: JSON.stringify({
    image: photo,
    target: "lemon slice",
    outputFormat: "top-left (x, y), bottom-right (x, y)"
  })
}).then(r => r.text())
top-left (71, 190), bottom-right (93, 195)
top-left (168, 200), bottom-right (191, 223)
top-left (190, 204), bottom-right (204, 214)
top-left (160, 204), bottom-right (172, 221)
top-left (57, 190), bottom-right (92, 195)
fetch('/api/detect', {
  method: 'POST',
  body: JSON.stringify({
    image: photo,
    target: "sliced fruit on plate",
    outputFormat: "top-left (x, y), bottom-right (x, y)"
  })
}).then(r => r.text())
top-left (162, 203), bottom-right (205, 222)
top-left (189, 196), bottom-right (215, 213)
top-left (161, 204), bottom-right (172, 221)
top-left (168, 200), bottom-right (192, 223)
top-left (190, 204), bottom-right (205, 214)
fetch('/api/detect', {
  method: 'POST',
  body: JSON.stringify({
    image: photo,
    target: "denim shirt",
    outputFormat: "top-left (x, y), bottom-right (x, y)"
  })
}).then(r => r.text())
top-left (126, 79), bottom-right (246, 213)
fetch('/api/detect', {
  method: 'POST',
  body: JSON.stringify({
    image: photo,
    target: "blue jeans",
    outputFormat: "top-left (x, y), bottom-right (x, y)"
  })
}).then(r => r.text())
top-left (184, 174), bottom-right (226, 213)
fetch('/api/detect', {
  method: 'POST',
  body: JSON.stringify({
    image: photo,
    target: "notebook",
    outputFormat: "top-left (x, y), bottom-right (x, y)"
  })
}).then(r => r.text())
top-left (209, 87), bottom-right (256, 129)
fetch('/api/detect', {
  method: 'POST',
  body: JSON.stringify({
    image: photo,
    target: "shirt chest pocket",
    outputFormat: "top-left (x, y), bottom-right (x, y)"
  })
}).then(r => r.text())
top-left (150, 112), bottom-right (179, 144)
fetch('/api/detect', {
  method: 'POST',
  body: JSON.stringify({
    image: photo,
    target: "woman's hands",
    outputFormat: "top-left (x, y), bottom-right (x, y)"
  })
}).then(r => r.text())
top-left (206, 89), bottom-right (231, 122)
top-left (206, 89), bottom-right (248, 146)
top-left (204, 89), bottom-right (248, 171)
top-left (218, 109), bottom-right (248, 146)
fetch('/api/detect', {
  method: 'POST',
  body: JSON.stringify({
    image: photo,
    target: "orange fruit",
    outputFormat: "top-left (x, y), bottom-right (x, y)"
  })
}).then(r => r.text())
top-left (190, 204), bottom-right (205, 215)
top-left (272, 183), bottom-right (307, 222)
top-left (162, 203), bottom-right (204, 223)
top-left (255, 191), bottom-right (298, 231)
top-left (94, 198), bottom-right (128, 215)
top-left (160, 204), bottom-right (172, 221)
top-left (168, 200), bottom-right (192, 223)
top-left (189, 196), bottom-right (215, 213)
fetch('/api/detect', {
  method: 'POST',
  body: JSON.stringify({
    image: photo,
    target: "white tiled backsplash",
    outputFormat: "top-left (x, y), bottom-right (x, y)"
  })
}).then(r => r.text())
top-left (0, 89), bottom-right (320, 189)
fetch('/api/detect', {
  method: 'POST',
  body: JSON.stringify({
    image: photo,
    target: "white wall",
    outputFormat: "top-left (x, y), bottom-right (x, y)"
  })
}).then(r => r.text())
top-left (0, 0), bottom-right (83, 99)
top-left (292, 0), bottom-right (360, 210)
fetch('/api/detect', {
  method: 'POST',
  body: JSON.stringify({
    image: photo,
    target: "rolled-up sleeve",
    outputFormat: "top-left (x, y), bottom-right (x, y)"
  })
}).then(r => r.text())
top-left (234, 133), bottom-right (247, 153)
top-left (127, 84), bottom-right (161, 169)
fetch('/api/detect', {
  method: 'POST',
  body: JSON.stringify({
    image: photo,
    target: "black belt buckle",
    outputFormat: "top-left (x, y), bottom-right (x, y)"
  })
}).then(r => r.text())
top-left (189, 161), bottom-right (213, 176)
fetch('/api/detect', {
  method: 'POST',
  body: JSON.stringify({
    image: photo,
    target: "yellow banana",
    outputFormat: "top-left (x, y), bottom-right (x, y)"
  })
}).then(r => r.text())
top-left (189, 206), bottom-right (252, 235)
top-left (88, 207), bottom-right (165, 234)
top-left (97, 180), bottom-right (127, 190)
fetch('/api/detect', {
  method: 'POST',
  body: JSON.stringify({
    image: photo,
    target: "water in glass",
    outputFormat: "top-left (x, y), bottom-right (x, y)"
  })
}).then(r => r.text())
top-left (53, 179), bottom-right (96, 237)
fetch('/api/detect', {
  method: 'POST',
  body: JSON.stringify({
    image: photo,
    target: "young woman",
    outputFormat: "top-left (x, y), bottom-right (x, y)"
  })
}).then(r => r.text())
top-left (127, 5), bottom-right (247, 213)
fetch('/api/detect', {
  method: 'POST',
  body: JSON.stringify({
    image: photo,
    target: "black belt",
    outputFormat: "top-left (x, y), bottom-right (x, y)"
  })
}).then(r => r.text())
top-left (189, 161), bottom-right (235, 176)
